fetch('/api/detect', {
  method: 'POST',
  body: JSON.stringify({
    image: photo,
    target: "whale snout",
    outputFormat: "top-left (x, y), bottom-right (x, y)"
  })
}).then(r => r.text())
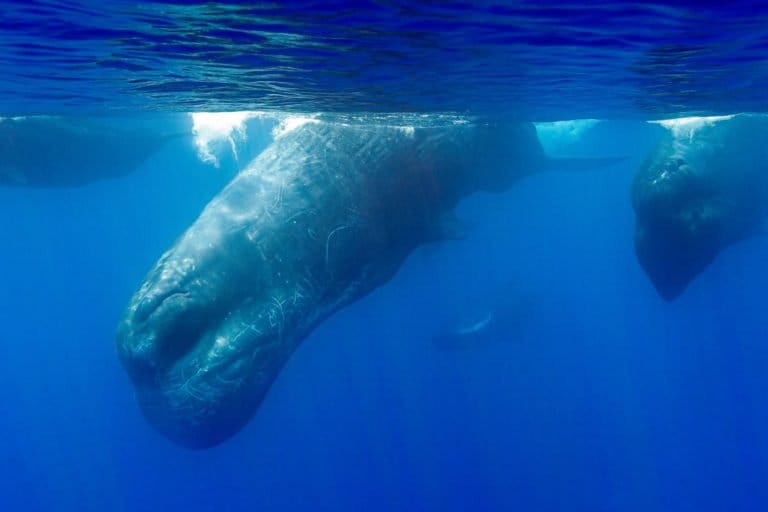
top-left (117, 285), bottom-right (204, 379)
top-left (116, 258), bottom-right (275, 448)
top-left (118, 308), bottom-right (247, 448)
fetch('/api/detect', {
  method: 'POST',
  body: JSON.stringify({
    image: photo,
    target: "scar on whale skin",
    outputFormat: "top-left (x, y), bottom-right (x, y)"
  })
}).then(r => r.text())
top-left (117, 119), bottom-right (621, 448)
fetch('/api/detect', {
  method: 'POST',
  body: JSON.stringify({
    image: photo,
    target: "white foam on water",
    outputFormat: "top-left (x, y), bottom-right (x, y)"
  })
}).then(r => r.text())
top-left (534, 119), bottom-right (600, 155)
top-left (0, 115), bottom-right (53, 122)
top-left (271, 115), bottom-right (321, 139)
top-left (649, 115), bottom-right (735, 140)
top-left (534, 118), bottom-right (600, 138)
top-left (190, 111), bottom-right (270, 166)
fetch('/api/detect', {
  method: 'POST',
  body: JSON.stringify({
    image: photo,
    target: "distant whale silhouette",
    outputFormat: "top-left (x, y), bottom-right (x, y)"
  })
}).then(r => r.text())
top-left (116, 118), bottom-right (621, 448)
top-left (0, 115), bottom-right (191, 187)
top-left (632, 115), bottom-right (768, 300)
top-left (430, 285), bottom-right (535, 351)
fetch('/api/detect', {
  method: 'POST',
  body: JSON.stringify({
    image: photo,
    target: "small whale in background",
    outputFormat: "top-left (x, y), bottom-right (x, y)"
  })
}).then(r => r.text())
top-left (116, 117), bottom-right (623, 449)
top-left (0, 114), bottom-right (192, 187)
top-left (632, 114), bottom-right (768, 300)
top-left (430, 287), bottom-right (535, 350)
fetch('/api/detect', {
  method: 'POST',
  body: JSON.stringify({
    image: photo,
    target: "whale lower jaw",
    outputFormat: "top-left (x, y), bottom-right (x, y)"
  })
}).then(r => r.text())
top-left (134, 371), bottom-right (263, 450)
top-left (118, 306), bottom-right (277, 448)
top-left (123, 325), bottom-right (292, 449)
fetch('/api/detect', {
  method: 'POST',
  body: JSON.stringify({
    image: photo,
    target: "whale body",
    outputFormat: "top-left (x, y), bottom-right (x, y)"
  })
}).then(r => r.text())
top-left (0, 115), bottom-right (191, 187)
top-left (632, 115), bottom-right (768, 300)
top-left (116, 119), bottom-right (613, 448)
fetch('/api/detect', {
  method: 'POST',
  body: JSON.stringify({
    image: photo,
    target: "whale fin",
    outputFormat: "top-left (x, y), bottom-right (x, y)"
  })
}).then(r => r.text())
top-left (544, 156), bottom-right (626, 173)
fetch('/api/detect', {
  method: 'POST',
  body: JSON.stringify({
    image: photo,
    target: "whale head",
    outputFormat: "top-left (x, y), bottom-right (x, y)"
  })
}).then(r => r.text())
top-left (632, 154), bottom-right (728, 300)
top-left (116, 198), bottom-right (295, 449)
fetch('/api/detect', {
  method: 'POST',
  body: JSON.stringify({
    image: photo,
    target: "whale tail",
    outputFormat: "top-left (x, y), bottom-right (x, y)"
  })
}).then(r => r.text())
top-left (544, 156), bottom-right (626, 173)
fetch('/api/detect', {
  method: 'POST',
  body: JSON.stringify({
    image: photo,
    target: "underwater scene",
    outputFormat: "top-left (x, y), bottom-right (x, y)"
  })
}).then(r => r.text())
top-left (2, 2), bottom-right (768, 511)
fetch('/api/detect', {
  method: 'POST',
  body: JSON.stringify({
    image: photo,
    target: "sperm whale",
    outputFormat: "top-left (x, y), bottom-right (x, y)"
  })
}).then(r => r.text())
top-left (117, 118), bottom-right (618, 448)
top-left (632, 114), bottom-right (768, 300)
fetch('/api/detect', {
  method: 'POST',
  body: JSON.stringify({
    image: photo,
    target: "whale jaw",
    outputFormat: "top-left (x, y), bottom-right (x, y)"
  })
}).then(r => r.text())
top-left (117, 307), bottom-right (287, 449)
top-left (115, 262), bottom-right (265, 449)
top-left (130, 370), bottom-right (263, 450)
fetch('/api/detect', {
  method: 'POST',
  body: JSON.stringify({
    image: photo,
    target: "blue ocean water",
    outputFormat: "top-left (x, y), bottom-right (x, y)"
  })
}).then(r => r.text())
top-left (1, 3), bottom-right (768, 512)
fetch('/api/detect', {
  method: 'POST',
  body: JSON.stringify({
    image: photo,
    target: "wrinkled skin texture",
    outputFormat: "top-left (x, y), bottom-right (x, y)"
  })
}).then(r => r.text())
top-left (0, 115), bottom-right (190, 187)
top-left (116, 121), bottom-right (549, 448)
top-left (632, 116), bottom-right (768, 300)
